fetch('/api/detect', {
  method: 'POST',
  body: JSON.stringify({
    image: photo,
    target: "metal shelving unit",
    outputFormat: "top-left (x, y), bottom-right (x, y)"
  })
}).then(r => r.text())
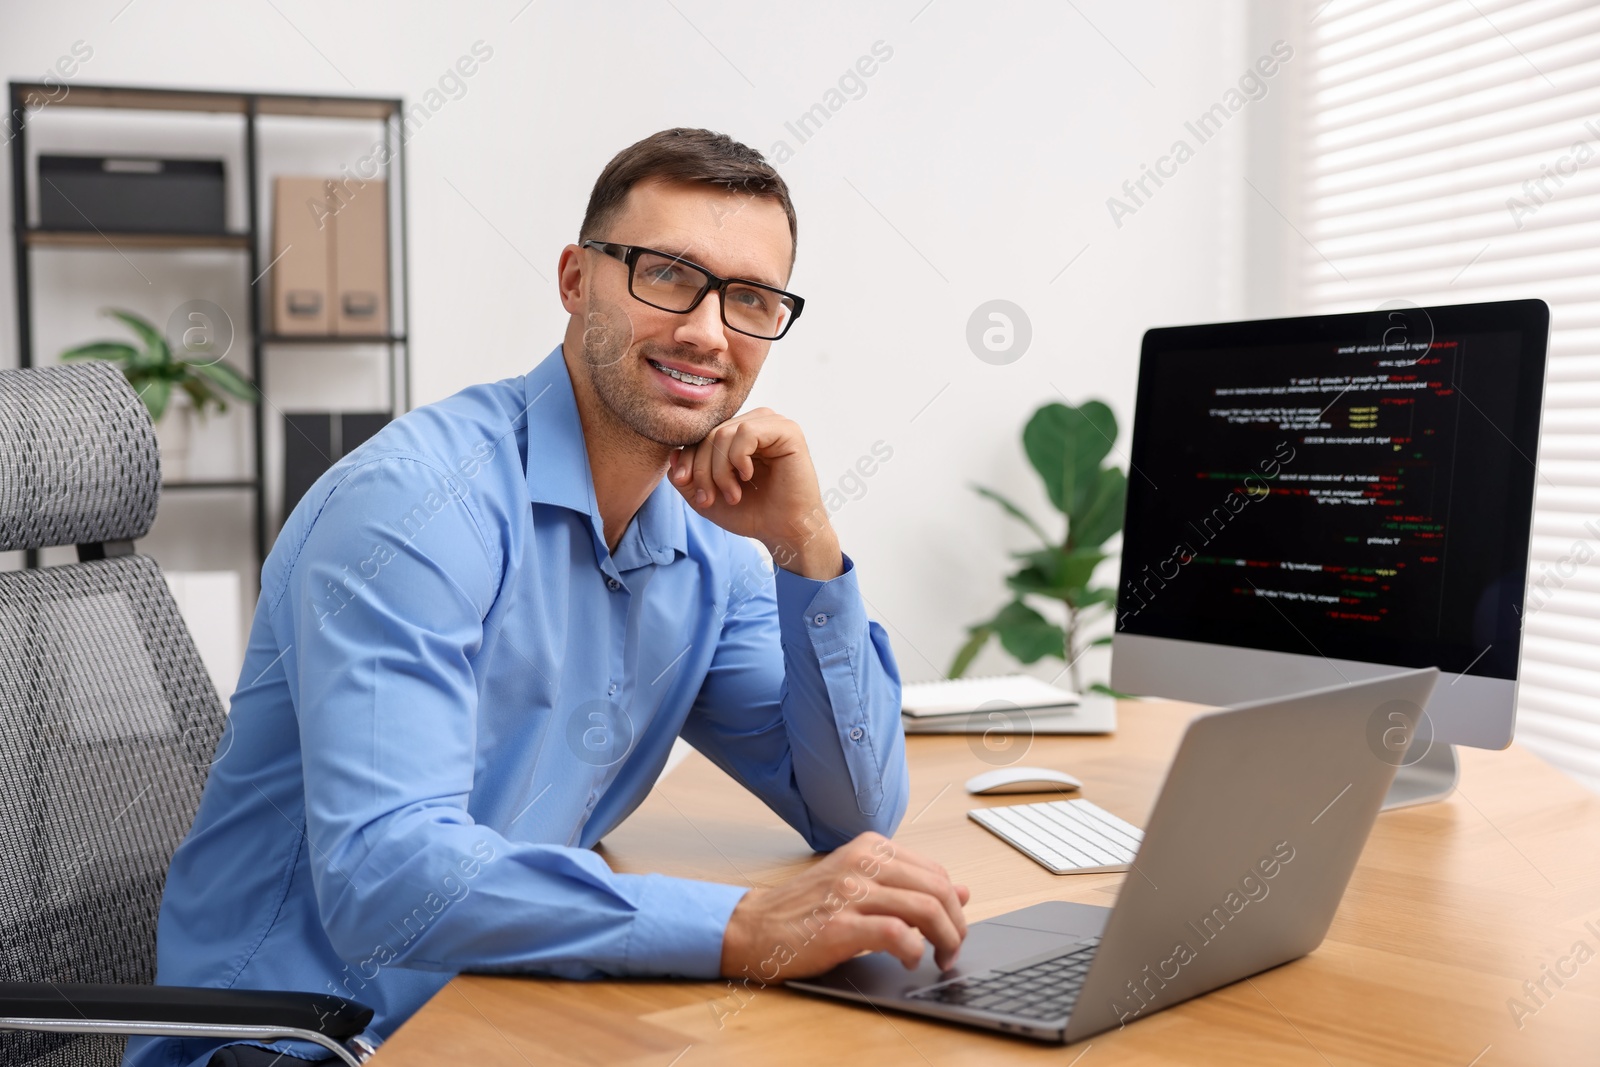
top-left (7, 81), bottom-right (411, 576)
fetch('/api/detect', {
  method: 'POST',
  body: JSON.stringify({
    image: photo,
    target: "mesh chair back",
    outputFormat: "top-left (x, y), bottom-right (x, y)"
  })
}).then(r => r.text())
top-left (0, 363), bottom-right (160, 553)
top-left (0, 366), bottom-right (226, 1067)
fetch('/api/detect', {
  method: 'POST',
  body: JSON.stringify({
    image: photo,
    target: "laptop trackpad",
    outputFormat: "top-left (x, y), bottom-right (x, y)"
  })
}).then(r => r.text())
top-left (984, 900), bottom-right (1112, 938)
top-left (790, 901), bottom-right (1111, 1000)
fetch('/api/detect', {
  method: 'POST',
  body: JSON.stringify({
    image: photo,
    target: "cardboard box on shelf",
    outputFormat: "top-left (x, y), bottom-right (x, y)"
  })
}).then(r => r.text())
top-left (270, 177), bottom-right (332, 335)
top-left (331, 179), bottom-right (388, 336)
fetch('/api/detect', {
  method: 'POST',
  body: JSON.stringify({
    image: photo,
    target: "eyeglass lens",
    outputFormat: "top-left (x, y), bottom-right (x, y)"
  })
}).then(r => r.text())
top-left (631, 250), bottom-right (793, 339)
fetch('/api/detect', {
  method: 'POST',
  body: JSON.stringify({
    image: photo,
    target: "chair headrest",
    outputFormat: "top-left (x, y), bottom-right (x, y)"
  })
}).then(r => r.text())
top-left (0, 362), bottom-right (160, 552)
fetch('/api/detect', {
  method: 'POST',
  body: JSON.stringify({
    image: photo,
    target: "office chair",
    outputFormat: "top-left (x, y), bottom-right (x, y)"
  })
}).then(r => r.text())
top-left (0, 364), bottom-right (375, 1066)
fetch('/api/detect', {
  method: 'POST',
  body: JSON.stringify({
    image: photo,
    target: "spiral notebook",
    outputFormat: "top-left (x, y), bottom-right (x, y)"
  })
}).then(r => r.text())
top-left (900, 674), bottom-right (1116, 735)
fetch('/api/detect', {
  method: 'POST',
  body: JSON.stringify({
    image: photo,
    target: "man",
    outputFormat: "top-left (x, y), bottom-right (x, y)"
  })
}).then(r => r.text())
top-left (124, 128), bottom-right (968, 1067)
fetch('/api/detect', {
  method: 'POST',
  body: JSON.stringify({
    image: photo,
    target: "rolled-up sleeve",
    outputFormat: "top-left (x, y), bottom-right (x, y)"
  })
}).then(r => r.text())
top-left (279, 456), bottom-right (746, 979)
top-left (681, 539), bottom-right (909, 851)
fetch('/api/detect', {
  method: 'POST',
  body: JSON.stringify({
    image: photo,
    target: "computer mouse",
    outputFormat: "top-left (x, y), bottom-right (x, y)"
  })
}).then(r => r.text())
top-left (964, 766), bottom-right (1083, 795)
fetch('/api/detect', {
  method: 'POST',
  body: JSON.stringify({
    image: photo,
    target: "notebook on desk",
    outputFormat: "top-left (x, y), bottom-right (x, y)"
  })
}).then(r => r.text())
top-left (900, 674), bottom-right (1115, 735)
top-left (901, 674), bottom-right (1078, 716)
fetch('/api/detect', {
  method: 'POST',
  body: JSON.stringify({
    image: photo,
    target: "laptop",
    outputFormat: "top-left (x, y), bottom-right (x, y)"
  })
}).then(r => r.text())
top-left (787, 667), bottom-right (1440, 1043)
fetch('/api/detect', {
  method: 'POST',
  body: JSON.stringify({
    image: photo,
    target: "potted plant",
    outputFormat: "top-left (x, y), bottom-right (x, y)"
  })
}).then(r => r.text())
top-left (950, 399), bottom-right (1128, 695)
top-left (61, 308), bottom-right (254, 482)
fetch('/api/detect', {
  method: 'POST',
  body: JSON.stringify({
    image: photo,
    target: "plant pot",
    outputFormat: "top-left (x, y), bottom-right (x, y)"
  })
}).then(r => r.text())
top-left (155, 395), bottom-right (193, 484)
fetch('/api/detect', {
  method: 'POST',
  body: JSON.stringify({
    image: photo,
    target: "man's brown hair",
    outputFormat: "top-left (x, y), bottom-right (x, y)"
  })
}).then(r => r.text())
top-left (579, 128), bottom-right (797, 261)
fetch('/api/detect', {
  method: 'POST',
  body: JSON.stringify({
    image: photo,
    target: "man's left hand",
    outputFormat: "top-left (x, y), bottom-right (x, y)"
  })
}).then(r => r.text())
top-left (669, 408), bottom-right (842, 580)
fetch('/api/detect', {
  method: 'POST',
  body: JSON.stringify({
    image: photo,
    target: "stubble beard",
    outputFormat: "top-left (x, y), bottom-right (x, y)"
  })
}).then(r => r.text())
top-left (578, 294), bottom-right (750, 449)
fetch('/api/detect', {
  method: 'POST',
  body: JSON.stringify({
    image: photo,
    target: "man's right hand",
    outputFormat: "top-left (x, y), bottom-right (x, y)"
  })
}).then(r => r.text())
top-left (719, 832), bottom-right (970, 982)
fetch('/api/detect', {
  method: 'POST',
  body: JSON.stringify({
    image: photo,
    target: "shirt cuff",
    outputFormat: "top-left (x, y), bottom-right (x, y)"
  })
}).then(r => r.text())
top-left (623, 874), bottom-right (750, 978)
top-left (775, 551), bottom-right (865, 658)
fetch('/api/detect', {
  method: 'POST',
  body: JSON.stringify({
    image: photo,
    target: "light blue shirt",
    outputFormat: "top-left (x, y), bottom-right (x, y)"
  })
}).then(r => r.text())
top-left (124, 346), bottom-right (907, 1066)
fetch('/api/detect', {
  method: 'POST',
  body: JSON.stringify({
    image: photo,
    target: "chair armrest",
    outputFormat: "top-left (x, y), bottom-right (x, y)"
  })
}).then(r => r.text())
top-left (0, 983), bottom-right (372, 1040)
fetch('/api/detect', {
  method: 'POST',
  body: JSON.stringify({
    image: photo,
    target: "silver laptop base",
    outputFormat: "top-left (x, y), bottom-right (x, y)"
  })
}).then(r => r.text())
top-left (1381, 743), bottom-right (1458, 810)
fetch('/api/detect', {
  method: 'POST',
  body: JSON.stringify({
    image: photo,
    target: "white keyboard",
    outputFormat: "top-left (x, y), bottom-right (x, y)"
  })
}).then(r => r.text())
top-left (968, 798), bottom-right (1144, 875)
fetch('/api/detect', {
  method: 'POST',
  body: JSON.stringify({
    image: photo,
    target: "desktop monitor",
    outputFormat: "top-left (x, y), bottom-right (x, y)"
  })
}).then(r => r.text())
top-left (1110, 299), bottom-right (1549, 800)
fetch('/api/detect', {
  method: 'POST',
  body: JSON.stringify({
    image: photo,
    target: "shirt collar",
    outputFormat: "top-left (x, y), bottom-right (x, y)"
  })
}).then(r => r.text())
top-left (523, 346), bottom-right (686, 569)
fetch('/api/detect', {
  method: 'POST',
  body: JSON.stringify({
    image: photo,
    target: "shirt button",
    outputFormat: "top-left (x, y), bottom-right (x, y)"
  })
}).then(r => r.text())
top-left (607, 578), bottom-right (621, 591)
top-left (608, 683), bottom-right (618, 696)
top-left (812, 612), bottom-right (828, 626)
top-left (849, 727), bottom-right (864, 742)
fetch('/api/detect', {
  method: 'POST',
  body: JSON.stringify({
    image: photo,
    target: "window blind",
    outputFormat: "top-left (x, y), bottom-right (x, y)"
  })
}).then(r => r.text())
top-left (1301, 0), bottom-right (1600, 791)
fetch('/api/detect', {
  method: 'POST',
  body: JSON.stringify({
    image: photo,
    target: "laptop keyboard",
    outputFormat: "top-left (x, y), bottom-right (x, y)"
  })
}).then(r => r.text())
top-left (905, 937), bottom-right (1100, 1021)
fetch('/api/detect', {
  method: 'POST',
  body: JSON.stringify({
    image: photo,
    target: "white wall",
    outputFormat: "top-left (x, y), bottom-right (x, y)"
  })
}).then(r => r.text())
top-left (0, 1), bottom-right (1303, 689)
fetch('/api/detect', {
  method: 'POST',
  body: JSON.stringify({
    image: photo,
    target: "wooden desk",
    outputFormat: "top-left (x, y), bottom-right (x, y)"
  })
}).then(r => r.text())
top-left (372, 700), bottom-right (1600, 1065)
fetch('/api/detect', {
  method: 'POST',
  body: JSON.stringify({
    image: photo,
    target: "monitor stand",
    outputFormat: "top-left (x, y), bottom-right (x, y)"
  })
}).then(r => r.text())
top-left (1382, 742), bottom-right (1458, 810)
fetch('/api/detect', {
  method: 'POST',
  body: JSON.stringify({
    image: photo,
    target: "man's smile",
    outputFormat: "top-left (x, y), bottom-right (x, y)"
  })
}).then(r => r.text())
top-left (647, 356), bottom-right (722, 385)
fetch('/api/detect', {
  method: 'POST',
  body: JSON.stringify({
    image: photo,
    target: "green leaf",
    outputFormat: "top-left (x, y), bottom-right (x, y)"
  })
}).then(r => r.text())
top-left (1005, 545), bottom-right (1060, 579)
top-left (1005, 574), bottom-right (1062, 603)
top-left (1070, 467), bottom-right (1128, 549)
top-left (1005, 546), bottom-right (1108, 605)
top-left (991, 599), bottom-right (1065, 664)
top-left (1076, 586), bottom-right (1119, 609)
top-left (1022, 400), bottom-right (1117, 517)
top-left (105, 309), bottom-right (172, 366)
top-left (948, 625), bottom-right (993, 678)
top-left (60, 342), bottom-right (140, 365)
top-left (1075, 399), bottom-right (1118, 452)
top-left (1004, 550), bottom-right (1062, 601)
top-left (1005, 568), bottom-right (1059, 602)
top-left (1088, 682), bottom-right (1136, 699)
top-left (186, 359), bottom-right (256, 403)
top-left (141, 376), bottom-right (172, 423)
top-left (1090, 635), bottom-right (1114, 647)
top-left (1058, 547), bottom-right (1108, 590)
top-left (971, 484), bottom-right (1051, 545)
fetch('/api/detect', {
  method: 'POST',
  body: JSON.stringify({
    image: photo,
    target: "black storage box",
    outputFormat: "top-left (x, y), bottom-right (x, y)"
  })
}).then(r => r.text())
top-left (38, 154), bottom-right (226, 234)
top-left (284, 411), bottom-right (391, 518)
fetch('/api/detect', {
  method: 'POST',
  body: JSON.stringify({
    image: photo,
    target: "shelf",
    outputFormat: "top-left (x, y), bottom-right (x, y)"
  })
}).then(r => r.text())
top-left (162, 479), bottom-right (257, 491)
top-left (23, 229), bottom-right (251, 251)
top-left (11, 79), bottom-right (410, 581)
top-left (257, 95), bottom-right (398, 121)
top-left (261, 334), bottom-right (407, 346)
top-left (13, 84), bottom-right (249, 115)
top-left (10, 83), bottom-right (399, 121)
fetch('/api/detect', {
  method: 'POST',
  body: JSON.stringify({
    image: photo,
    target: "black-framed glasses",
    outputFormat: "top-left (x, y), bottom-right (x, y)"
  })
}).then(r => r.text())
top-left (581, 240), bottom-right (804, 341)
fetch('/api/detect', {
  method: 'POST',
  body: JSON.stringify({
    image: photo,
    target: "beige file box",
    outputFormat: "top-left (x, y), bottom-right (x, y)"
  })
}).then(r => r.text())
top-left (270, 177), bottom-right (332, 335)
top-left (330, 178), bottom-right (388, 335)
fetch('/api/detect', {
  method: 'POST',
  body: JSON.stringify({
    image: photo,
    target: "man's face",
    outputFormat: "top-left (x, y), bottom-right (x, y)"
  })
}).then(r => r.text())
top-left (566, 180), bottom-right (794, 450)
